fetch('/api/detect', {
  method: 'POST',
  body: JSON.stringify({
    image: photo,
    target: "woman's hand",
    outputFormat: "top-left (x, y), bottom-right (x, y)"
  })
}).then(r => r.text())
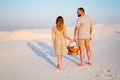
top-left (70, 38), bottom-right (73, 42)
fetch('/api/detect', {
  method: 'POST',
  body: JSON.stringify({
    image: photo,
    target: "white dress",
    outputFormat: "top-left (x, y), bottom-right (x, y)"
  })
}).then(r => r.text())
top-left (54, 27), bottom-right (67, 55)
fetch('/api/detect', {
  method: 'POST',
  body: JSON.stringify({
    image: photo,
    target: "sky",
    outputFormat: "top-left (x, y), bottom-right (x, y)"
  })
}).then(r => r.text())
top-left (0, 0), bottom-right (120, 30)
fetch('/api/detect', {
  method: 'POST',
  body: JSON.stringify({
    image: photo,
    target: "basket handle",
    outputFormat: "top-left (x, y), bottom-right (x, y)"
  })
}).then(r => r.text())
top-left (68, 42), bottom-right (77, 47)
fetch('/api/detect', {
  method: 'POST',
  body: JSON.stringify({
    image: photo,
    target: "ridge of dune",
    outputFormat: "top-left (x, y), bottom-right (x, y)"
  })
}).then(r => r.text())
top-left (1, 23), bottom-right (120, 41)
top-left (0, 30), bottom-right (51, 41)
top-left (0, 28), bottom-right (97, 41)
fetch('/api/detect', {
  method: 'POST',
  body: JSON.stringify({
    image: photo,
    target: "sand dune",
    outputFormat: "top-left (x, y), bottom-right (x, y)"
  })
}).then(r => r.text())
top-left (0, 24), bottom-right (120, 80)
top-left (0, 29), bottom-right (51, 41)
top-left (0, 26), bottom-right (99, 42)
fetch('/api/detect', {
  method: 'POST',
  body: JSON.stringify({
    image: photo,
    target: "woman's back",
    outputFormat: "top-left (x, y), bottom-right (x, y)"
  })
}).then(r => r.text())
top-left (54, 27), bottom-right (65, 40)
top-left (53, 26), bottom-right (67, 55)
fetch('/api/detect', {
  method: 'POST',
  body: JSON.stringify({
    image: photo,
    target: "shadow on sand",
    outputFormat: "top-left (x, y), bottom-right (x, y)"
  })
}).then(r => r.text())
top-left (28, 42), bottom-right (56, 67)
top-left (34, 40), bottom-right (55, 57)
top-left (34, 41), bottom-right (79, 64)
top-left (28, 40), bottom-right (79, 68)
top-left (114, 31), bottom-right (120, 34)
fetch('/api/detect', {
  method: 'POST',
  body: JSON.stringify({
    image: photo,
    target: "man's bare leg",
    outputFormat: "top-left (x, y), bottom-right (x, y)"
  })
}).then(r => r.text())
top-left (79, 46), bottom-right (85, 66)
top-left (86, 46), bottom-right (92, 65)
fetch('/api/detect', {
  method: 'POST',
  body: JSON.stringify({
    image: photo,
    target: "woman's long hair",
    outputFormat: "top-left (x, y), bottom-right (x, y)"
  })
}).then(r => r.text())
top-left (56, 16), bottom-right (64, 31)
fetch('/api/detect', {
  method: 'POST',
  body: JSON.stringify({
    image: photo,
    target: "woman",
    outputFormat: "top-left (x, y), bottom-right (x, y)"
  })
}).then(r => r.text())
top-left (52, 16), bottom-right (72, 70)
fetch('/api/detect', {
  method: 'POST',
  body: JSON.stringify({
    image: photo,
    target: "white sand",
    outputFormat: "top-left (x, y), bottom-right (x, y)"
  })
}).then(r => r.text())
top-left (0, 29), bottom-right (51, 41)
top-left (0, 24), bottom-right (120, 80)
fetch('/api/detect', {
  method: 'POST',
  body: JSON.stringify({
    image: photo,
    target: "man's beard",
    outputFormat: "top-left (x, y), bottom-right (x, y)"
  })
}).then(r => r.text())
top-left (78, 14), bottom-right (81, 17)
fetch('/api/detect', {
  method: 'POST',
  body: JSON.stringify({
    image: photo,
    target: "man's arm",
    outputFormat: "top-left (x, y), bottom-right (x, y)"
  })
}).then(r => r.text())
top-left (73, 18), bottom-right (80, 42)
top-left (73, 26), bottom-right (79, 42)
top-left (90, 22), bottom-right (92, 40)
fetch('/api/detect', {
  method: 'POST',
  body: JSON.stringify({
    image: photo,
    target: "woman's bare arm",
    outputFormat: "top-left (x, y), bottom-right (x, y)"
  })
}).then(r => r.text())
top-left (52, 27), bottom-right (55, 47)
top-left (63, 27), bottom-right (72, 41)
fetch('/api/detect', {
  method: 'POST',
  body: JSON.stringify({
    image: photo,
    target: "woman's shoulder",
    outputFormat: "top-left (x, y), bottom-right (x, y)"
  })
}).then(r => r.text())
top-left (52, 26), bottom-right (67, 31)
top-left (63, 26), bottom-right (67, 30)
top-left (52, 26), bottom-right (56, 30)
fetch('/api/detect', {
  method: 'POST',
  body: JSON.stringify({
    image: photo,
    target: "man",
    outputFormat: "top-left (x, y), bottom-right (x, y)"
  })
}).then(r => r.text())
top-left (73, 7), bottom-right (92, 66)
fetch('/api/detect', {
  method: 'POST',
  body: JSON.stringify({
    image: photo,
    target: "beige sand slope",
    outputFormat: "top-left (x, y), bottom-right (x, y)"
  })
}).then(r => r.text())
top-left (0, 29), bottom-right (51, 41)
top-left (0, 24), bottom-right (120, 80)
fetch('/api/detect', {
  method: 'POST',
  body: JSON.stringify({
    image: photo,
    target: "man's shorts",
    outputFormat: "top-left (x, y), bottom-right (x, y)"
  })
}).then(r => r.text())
top-left (78, 39), bottom-right (90, 47)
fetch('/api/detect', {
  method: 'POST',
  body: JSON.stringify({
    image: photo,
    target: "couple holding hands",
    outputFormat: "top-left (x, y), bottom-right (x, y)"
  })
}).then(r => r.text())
top-left (52, 7), bottom-right (92, 70)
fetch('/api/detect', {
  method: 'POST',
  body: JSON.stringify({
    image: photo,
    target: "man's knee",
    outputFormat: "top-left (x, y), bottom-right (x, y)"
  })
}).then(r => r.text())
top-left (86, 46), bottom-right (91, 51)
top-left (79, 46), bottom-right (84, 51)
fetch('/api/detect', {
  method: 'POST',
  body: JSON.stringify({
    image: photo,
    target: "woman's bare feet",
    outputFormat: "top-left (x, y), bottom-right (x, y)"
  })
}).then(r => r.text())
top-left (57, 64), bottom-right (63, 70)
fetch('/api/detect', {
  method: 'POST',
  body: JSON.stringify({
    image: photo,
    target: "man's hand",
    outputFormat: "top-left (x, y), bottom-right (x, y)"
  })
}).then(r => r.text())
top-left (73, 37), bottom-right (77, 42)
top-left (90, 36), bottom-right (92, 40)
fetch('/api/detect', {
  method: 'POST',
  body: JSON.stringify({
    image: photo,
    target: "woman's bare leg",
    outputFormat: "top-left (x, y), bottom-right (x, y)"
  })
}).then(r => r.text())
top-left (57, 55), bottom-right (63, 70)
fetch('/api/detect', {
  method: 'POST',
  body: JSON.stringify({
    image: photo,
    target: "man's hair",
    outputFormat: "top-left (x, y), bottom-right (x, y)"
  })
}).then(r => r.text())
top-left (78, 7), bottom-right (85, 13)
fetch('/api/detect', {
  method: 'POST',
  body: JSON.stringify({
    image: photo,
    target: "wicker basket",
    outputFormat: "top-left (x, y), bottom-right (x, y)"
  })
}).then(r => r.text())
top-left (67, 42), bottom-right (79, 56)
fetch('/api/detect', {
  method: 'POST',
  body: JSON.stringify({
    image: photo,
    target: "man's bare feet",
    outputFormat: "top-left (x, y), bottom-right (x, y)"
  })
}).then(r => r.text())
top-left (88, 62), bottom-right (92, 65)
top-left (79, 63), bottom-right (85, 66)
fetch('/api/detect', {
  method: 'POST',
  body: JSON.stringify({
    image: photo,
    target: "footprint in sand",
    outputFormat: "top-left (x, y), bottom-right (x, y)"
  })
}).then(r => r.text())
top-left (112, 73), bottom-right (120, 80)
top-left (95, 69), bottom-right (120, 80)
top-left (85, 64), bottom-right (101, 72)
